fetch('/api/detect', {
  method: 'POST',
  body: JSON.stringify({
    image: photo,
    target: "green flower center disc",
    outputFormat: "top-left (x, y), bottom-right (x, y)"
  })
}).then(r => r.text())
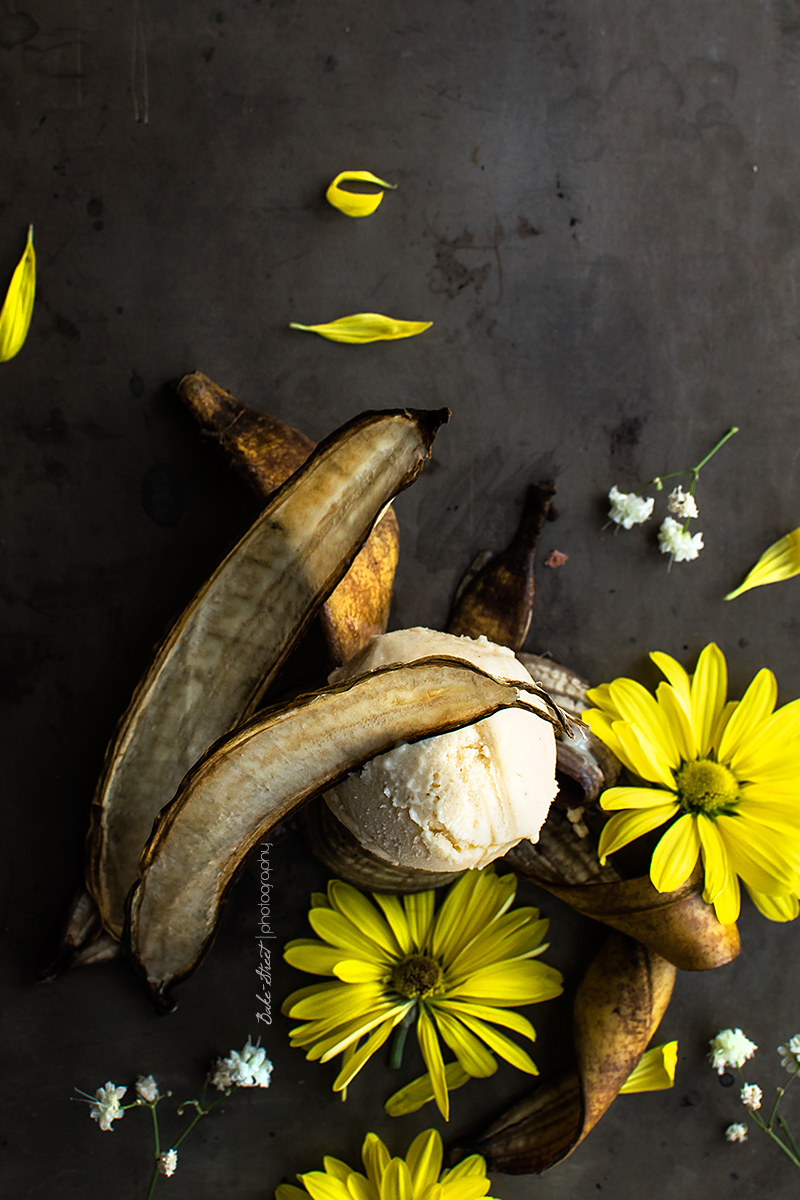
top-left (391, 955), bottom-right (443, 998)
top-left (675, 758), bottom-right (739, 815)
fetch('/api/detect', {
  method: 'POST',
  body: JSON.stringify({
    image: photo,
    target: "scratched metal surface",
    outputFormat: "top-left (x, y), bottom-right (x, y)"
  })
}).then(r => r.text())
top-left (2, 1), bottom-right (800, 1196)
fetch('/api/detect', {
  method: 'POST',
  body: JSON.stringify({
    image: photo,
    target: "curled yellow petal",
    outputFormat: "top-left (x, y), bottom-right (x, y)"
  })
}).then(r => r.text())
top-left (618, 1041), bottom-right (678, 1093)
top-left (325, 170), bottom-right (397, 218)
top-left (0, 225), bottom-right (35, 362)
top-left (725, 527), bottom-right (800, 600)
top-left (290, 313), bottom-right (432, 344)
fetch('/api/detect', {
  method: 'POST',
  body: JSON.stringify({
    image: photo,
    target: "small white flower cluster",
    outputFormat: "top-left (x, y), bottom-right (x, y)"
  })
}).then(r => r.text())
top-left (778, 1035), bottom-right (800, 1074)
top-left (740, 1083), bottom-right (762, 1110)
top-left (88, 1082), bottom-right (127, 1132)
top-left (708, 1028), bottom-right (758, 1074)
top-left (210, 1039), bottom-right (273, 1091)
top-left (725, 1122), bottom-right (748, 1143)
top-left (607, 483), bottom-right (704, 564)
top-left (157, 1149), bottom-right (178, 1177)
top-left (135, 1074), bottom-right (160, 1104)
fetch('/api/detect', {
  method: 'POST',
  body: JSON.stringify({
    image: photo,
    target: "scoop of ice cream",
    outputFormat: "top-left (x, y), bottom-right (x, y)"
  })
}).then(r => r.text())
top-left (323, 627), bottom-right (558, 872)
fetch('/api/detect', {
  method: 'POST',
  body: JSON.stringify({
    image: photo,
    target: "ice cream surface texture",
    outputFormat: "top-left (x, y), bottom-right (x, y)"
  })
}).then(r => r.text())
top-left (323, 627), bottom-right (558, 872)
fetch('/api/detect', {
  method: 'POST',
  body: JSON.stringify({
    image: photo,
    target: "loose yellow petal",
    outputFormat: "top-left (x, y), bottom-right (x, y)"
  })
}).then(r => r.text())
top-left (725, 528), bottom-right (800, 600)
top-left (385, 1061), bottom-right (471, 1116)
top-left (325, 170), bottom-right (397, 218)
top-left (650, 814), bottom-right (701, 893)
top-left (619, 1041), bottom-right (678, 1093)
top-left (289, 313), bottom-right (432, 344)
top-left (0, 225), bottom-right (35, 362)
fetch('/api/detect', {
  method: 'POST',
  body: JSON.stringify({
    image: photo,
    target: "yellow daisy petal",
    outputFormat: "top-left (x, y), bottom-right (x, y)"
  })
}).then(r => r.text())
top-left (404, 890), bottom-right (436, 952)
top-left (650, 651), bottom-right (692, 709)
top-left (276, 1186), bottom-right (309, 1200)
top-left (284, 940), bottom-right (348, 975)
top-left (728, 697), bottom-right (800, 779)
top-left (447, 960), bottom-right (562, 1006)
top-left (449, 1011), bottom-right (539, 1075)
top-left (598, 802), bottom-right (680, 863)
top-left (328, 881), bottom-right (401, 955)
top-left (323, 1158), bottom-right (354, 1182)
top-left (709, 700), bottom-right (737, 755)
top-left (619, 1042), bottom-right (678, 1093)
top-left (717, 669), bottom-right (778, 764)
top-left (309, 908), bottom-right (394, 963)
top-left (607, 678), bottom-right (681, 768)
top-left (584, 682), bottom-right (621, 718)
top-left (583, 708), bottom-right (637, 773)
top-left (333, 959), bottom-right (390, 984)
top-left (437, 1180), bottom-right (493, 1200)
top-left (655, 683), bottom-right (698, 761)
top-left (600, 785), bottom-right (677, 811)
top-left (745, 887), bottom-right (800, 922)
top-left (613, 720), bottom-right (677, 789)
top-left (362, 1134), bottom-right (391, 1188)
top-left (332, 1017), bottom-right (402, 1091)
top-left (345, 1173), bottom-right (375, 1200)
top-left (385, 1062), bottom-right (472, 1117)
top-left (695, 813), bottom-right (732, 904)
top-left (406, 1129), bottom-right (443, 1192)
top-left (716, 815), bottom-right (800, 893)
top-left (372, 893), bottom-right (413, 955)
top-left (432, 999), bottom-right (537, 1043)
top-left (725, 527), bottom-right (800, 600)
top-left (300, 1173), bottom-right (352, 1200)
top-left (650, 814), bottom-right (701, 893)
top-left (710, 866), bottom-right (741, 925)
top-left (417, 1005), bottom-right (449, 1120)
top-left (379, 1158), bottom-right (412, 1200)
top-left (690, 643), bottom-right (727, 756)
top-left (431, 1009), bottom-right (498, 1077)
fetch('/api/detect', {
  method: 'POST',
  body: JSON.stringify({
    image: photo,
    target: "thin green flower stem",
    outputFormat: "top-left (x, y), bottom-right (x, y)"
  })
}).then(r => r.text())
top-left (778, 1115), bottom-right (800, 1162)
top-left (749, 1109), bottom-right (800, 1171)
top-left (767, 1060), bottom-right (800, 1128)
top-left (635, 426), bottom-right (739, 516)
top-left (144, 1104), bottom-right (161, 1200)
top-left (691, 426), bottom-right (739, 476)
top-left (172, 1094), bottom-right (226, 1149)
top-left (389, 1005), bottom-right (417, 1070)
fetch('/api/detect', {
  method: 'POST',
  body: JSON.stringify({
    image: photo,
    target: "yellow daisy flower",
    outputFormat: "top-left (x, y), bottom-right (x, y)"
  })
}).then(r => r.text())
top-left (281, 869), bottom-right (563, 1120)
top-left (584, 643), bottom-right (800, 925)
top-left (275, 1128), bottom-right (498, 1200)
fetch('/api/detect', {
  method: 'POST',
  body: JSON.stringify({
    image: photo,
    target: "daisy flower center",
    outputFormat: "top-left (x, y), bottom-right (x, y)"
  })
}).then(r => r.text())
top-left (675, 758), bottom-right (739, 816)
top-left (390, 955), bottom-right (443, 998)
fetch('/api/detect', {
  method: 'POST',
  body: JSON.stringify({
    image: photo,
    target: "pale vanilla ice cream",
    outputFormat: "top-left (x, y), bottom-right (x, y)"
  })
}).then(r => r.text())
top-left (323, 627), bottom-right (558, 872)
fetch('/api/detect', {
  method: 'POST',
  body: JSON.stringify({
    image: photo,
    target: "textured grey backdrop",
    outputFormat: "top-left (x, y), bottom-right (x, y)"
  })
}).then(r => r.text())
top-left (3, 1), bottom-right (800, 1196)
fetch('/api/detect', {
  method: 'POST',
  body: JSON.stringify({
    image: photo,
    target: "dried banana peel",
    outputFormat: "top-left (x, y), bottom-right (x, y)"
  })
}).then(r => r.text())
top-left (461, 931), bottom-right (676, 1174)
top-left (88, 407), bottom-right (447, 940)
top-left (447, 483), bottom-right (555, 651)
top-left (126, 657), bottom-right (565, 1010)
top-left (177, 372), bottom-right (401, 667)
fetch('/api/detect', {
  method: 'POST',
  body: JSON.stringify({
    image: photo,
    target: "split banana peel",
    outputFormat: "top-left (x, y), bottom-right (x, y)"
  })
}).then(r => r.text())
top-left (176, 372), bottom-right (401, 667)
top-left (456, 932), bottom-right (676, 1173)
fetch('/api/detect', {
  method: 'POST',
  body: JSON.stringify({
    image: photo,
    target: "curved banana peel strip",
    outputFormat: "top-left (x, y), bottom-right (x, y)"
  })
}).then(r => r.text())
top-left (459, 932), bottom-right (676, 1174)
top-left (0, 225), bottom-right (35, 362)
top-left (88, 407), bottom-right (447, 940)
top-left (289, 314), bottom-right (432, 343)
top-left (176, 372), bottom-right (401, 667)
top-left (126, 657), bottom-right (572, 1010)
top-left (325, 170), bottom-right (397, 217)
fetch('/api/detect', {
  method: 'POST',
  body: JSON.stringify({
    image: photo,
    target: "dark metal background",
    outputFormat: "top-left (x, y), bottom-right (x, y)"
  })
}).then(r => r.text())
top-left (3, 2), bottom-right (799, 1195)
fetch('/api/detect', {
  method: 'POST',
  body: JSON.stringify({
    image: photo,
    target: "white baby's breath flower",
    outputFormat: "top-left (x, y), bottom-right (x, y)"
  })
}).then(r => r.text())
top-left (725, 1122), bottom-right (749, 1143)
top-left (778, 1035), bottom-right (800, 1073)
top-left (88, 1082), bottom-right (127, 1131)
top-left (211, 1039), bottom-right (273, 1091)
top-left (709, 1029), bottom-right (758, 1074)
top-left (157, 1149), bottom-right (178, 1177)
top-left (740, 1083), bottom-right (762, 1110)
top-left (607, 485), bottom-right (654, 529)
top-left (135, 1074), bottom-right (160, 1104)
top-left (667, 486), bottom-right (699, 519)
top-left (658, 516), bottom-right (704, 562)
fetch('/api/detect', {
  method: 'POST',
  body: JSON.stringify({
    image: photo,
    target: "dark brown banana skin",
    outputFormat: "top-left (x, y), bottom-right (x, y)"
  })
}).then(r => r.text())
top-left (177, 372), bottom-right (400, 667)
top-left (456, 932), bottom-right (676, 1174)
top-left (446, 482), bottom-right (555, 650)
